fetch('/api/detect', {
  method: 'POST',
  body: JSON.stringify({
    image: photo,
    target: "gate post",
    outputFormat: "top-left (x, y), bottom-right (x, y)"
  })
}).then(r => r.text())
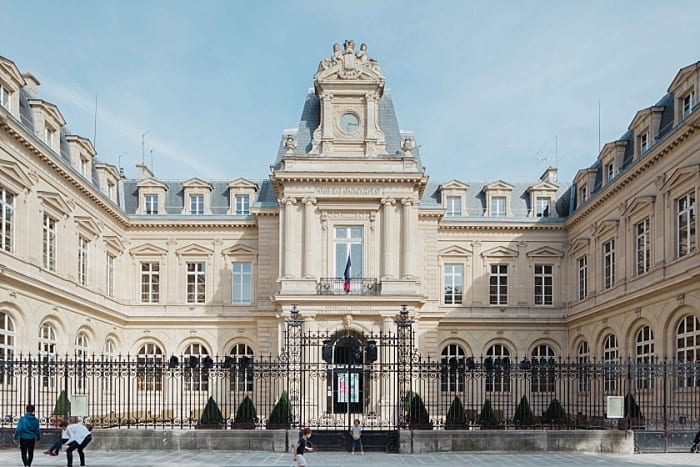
top-left (285, 304), bottom-right (303, 428)
top-left (395, 305), bottom-right (414, 429)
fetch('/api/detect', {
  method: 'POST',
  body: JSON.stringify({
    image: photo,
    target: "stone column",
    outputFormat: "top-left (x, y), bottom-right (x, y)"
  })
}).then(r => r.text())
top-left (282, 197), bottom-right (297, 278)
top-left (303, 197), bottom-right (316, 278)
top-left (400, 197), bottom-right (417, 278)
top-left (381, 198), bottom-right (396, 278)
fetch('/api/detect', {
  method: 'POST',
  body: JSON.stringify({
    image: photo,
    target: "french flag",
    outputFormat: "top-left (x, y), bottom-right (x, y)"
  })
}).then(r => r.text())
top-left (343, 254), bottom-right (352, 293)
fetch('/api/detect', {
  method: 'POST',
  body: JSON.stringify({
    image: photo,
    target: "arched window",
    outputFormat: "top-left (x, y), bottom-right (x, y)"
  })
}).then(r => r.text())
top-left (602, 334), bottom-right (618, 393)
top-left (531, 344), bottom-right (555, 393)
top-left (230, 343), bottom-right (254, 392)
top-left (440, 344), bottom-right (465, 392)
top-left (635, 326), bottom-right (655, 390)
top-left (38, 322), bottom-right (57, 389)
top-left (485, 344), bottom-right (511, 393)
top-left (676, 315), bottom-right (700, 389)
top-left (74, 331), bottom-right (90, 391)
top-left (184, 343), bottom-right (210, 392)
top-left (577, 341), bottom-right (590, 392)
top-left (0, 312), bottom-right (15, 386)
top-left (103, 338), bottom-right (116, 361)
top-left (137, 343), bottom-right (163, 391)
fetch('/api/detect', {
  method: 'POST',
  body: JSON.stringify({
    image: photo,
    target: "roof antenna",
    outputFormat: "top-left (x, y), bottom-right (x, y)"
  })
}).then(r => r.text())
top-left (93, 93), bottom-right (98, 151)
top-left (150, 149), bottom-right (154, 175)
top-left (598, 99), bottom-right (601, 153)
top-left (141, 130), bottom-right (150, 164)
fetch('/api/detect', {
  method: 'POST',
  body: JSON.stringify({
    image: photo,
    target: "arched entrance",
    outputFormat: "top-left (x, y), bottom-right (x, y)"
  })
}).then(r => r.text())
top-left (325, 332), bottom-right (367, 414)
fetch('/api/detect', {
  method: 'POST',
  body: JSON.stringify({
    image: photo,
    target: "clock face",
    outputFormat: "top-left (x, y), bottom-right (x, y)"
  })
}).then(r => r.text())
top-left (338, 113), bottom-right (360, 134)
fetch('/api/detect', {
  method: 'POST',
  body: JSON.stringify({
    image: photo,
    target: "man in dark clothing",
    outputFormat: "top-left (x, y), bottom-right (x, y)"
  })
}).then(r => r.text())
top-left (14, 404), bottom-right (42, 467)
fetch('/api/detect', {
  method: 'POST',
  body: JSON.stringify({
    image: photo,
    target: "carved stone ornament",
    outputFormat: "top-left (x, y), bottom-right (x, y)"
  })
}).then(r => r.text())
top-left (284, 134), bottom-right (297, 155)
top-left (315, 40), bottom-right (384, 82)
top-left (401, 136), bottom-right (415, 156)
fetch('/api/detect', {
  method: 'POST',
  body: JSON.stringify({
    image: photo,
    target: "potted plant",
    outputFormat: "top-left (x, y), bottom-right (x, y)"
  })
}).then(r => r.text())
top-left (232, 396), bottom-right (257, 429)
top-left (478, 398), bottom-right (501, 429)
top-left (266, 390), bottom-right (292, 429)
top-left (445, 396), bottom-right (467, 430)
top-left (197, 396), bottom-right (225, 429)
top-left (543, 398), bottom-right (569, 427)
top-left (513, 395), bottom-right (534, 428)
top-left (50, 390), bottom-right (70, 426)
top-left (405, 391), bottom-right (432, 429)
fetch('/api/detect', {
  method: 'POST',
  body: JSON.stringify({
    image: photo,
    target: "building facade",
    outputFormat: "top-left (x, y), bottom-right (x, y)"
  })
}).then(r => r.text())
top-left (0, 42), bottom-right (698, 429)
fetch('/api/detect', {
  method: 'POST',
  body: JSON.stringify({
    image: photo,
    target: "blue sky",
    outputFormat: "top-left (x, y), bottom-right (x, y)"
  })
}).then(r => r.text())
top-left (1, 1), bottom-right (698, 185)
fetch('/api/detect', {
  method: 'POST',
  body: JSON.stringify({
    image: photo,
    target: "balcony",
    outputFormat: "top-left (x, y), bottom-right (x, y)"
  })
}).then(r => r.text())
top-left (318, 277), bottom-right (380, 295)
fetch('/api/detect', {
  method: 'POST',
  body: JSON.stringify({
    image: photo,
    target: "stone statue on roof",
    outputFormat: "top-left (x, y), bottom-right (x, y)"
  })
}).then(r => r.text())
top-left (314, 40), bottom-right (384, 81)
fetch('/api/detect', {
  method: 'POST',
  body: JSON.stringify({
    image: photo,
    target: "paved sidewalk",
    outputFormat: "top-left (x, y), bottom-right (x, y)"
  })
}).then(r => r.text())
top-left (0, 450), bottom-right (698, 467)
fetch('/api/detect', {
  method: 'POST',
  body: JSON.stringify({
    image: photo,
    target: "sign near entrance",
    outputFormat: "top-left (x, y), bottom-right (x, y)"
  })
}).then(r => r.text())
top-left (337, 373), bottom-right (360, 403)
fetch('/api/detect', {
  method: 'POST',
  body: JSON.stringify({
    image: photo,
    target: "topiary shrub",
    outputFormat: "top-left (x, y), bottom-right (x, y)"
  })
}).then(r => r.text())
top-left (50, 390), bottom-right (70, 426)
top-left (198, 396), bottom-right (224, 428)
top-left (513, 395), bottom-right (534, 427)
top-left (445, 396), bottom-right (467, 429)
top-left (543, 398), bottom-right (569, 426)
top-left (478, 398), bottom-right (500, 429)
top-left (266, 390), bottom-right (292, 429)
top-left (232, 396), bottom-right (257, 429)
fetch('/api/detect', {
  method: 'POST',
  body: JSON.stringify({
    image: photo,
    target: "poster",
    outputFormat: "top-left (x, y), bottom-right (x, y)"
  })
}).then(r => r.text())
top-left (337, 373), bottom-right (359, 403)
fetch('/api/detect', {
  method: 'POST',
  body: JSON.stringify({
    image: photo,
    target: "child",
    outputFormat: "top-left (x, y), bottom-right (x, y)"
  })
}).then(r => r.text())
top-left (44, 420), bottom-right (68, 456)
top-left (293, 427), bottom-right (313, 466)
top-left (350, 419), bottom-right (363, 455)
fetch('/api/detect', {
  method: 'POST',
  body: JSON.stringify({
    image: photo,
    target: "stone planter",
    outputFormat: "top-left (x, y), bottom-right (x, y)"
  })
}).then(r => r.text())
top-left (231, 422), bottom-right (256, 430)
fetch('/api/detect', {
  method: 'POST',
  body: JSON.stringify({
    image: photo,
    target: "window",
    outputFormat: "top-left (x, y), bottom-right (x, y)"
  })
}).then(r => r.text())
top-left (0, 312), bottom-right (15, 386)
top-left (677, 192), bottom-right (696, 258)
top-left (531, 344), bottom-right (555, 393)
top-left (232, 262), bottom-right (252, 304)
top-left (606, 163), bottom-right (615, 182)
top-left (577, 255), bottom-right (588, 300)
top-left (80, 157), bottom-right (88, 177)
top-left (635, 326), bottom-right (654, 390)
top-left (0, 186), bottom-right (13, 253)
top-left (440, 344), bottom-right (465, 392)
top-left (534, 264), bottom-right (553, 305)
top-left (136, 343), bottom-right (163, 391)
top-left (635, 218), bottom-right (650, 275)
top-left (603, 334), bottom-right (618, 393)
top-left (189, 194), bottom-right (204, 215)
top-left (103, 338), bottom-right (116, 360)
top-left (578, 186), bottom-right (587, 207)
top-left (489, 264), bottom-right (508, 305)
top-left (683, 92), bottom-right (695, 118)
top-left (186, 262), bottom-right (206, 304)
top-left (639, 131), bottom-right (649, 154)
top-left (235, 195), bottom-right (250, 215)
top-left (230, 343), bottom-right (254, 392)
top-left (0, 84), bottom-right (10, 110)
top-left (44, 126), bottom-right (55, 147)
top-left (144, 194), bottom-right (158, 215)
top-left (140, 262), bottom-right (160, 303)
top-left (602, 239), bottom-right (615, 290)
top-left (38, 323), bottom-right (57, 389)
top-left (443, 264), bottom-right (463, 304)
top-left (42, 214), bottom-right (57, 271)
top-left (106, 253), bottom-right (115, 298)
top-left (577, 341), bottom-right (590, 392)
top-left (107, 181), bottom-right (115, 200)
top-left (676, 315), bottom-right (700, 389)
top-left (334, 226), bottom-right (363, 283)
top-left (446, 196), bottom-right (461, 217)
top-left (78, 236), bottom-right (88, 286)
top-left (535, 197), bottom-right (550, 217)
top-left (491, 196), bottom-right (506, 217)
top-left (485, 344), bottom-right (510, 393)
top-left (184, 343), bottom-right (210, 392)
top-left (74, 332), bottom-right (89, 391)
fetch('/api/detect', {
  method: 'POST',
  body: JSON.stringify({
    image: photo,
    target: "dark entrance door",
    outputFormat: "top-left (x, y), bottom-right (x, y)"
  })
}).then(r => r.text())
top-left (329, 335), bottom-right (364, 414)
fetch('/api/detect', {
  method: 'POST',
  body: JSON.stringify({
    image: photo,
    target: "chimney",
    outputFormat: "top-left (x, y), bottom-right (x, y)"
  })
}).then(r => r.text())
top-left (540, 166), bottom-right (558, 184)
top-left (21, 73), bottom-right (40, 96)
top-left (136, 162), bottom-right (154, 180)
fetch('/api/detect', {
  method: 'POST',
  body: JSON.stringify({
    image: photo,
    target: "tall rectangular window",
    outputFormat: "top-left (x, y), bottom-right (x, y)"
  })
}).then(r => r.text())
top-left (232, 262), bottom-right (252, 304)
top-left (578, 186), bottom-right (587, 207)
top-left (334, 226), bottom-right (363, 279)
top-left (0, 186), bottom-right (13, 253)
top-left (80, 158), bottom-right (88, 177)
top-left (639, 132), bottom-right (649, 154)
top-left (186, 262), bottom-right (206, 304)
top-left (683, 92), bottom-right (694, 118)
top-left (635, 217), bottom-right (650, 275)
top-left (106, 253), bottom-right (115, 298)
top-left (443, 263), bottom-right (463, 304)
top-left (144, 194), bottom-right (158, 215)
top-left (577, 255), bottom-right (588, 301)
top-left (0, 84), bottom-right (10, 110)
top-left (606, 163), bottom-right (615, 182)
top-left (446, 196), bottom-right (461, 217)
top-left (78, 236), bottom-right (88, 286)
top-left (602, 239), bottom-right (615, 290)
top-left (44, 126), bottom-right (54, 147)
top-left (677, 192), bottom-right (696, 258)
top-left (140, 262), bottom-right (159, 303)
top-left (189, 194), bottom-right (204, 215)
top-left (489, 264), bottom-right (508, 305)
top-left (42, 214), bottom-right (56, 271)
top-left (491, 196), bottom-right (506, 217)
top-left (534, 264), bottom-right (553, 305)
top-left (535, 197), bottom-right (550, 217)
top-left (235, 195), bottom-right (250, 215)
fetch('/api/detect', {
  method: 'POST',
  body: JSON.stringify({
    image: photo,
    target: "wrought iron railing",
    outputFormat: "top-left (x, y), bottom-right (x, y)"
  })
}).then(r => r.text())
top-left (318, 277), bottom-right (380, 295)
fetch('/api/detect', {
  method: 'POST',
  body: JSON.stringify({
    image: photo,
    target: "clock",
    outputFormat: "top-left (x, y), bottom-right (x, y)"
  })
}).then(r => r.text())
top-left (338, 113), bottom-right (360, 134)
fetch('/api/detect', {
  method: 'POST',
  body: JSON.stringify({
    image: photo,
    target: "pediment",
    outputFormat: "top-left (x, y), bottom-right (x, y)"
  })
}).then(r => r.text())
top-left (660, 164), bottom-right (700, 192)
top-left (74, 216), bottom-right (102, 238)
top-left (629, 106), bottom-right (664, 131)
top-left (668, 61), bottom-right (700, 93)
top-left (599, 140), bottom-right (628, 159)
top-left (623, 195), bottom-right (656, 217)
top-left (37, 191), bottom-right (71, 217)
top-left (481, 245), bottom-right (518, 258)
top-left (175, 243), bottom-right (214, 257)
top-left (528, 180), bottom-right (558, 192)
top-left (103, 236), bottom-right (126, 254)
top-left (228, 178), bottom-right (259, 191)
top-left (28, 99), bottom-right (66, 127)
top-left (0, 158), bottom-right (33, 192)
top-left (136, 178), bottom-right (168, 190)
top-left (0, 56), bottom-right (26, 87)
top-left (526, 246), bottom-right (564, 258)
top-left (438, 245), bottom-right (473, 257)
top-left (569, 237), bottom-right (590, 254)
top-left (594, 219), bottom-right (619, 238)
top-left (129, 243), bottom-right (168, 257)
top-left (182, 177), bottom-right (213, 190)
top-left (439, 180), bottom-right (469, 191)
top-left (222, 244), bottom-right (257, 256)
top-left (483, 180), bottom-right (514, 192)
top-left (66, 134), bottom-right (96, 157)
top-left (574, 168), bottom-right (597, 185)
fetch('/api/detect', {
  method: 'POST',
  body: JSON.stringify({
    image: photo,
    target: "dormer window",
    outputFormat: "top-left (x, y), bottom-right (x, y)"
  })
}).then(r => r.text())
top-left (639, 132), bottom-right (649, 154)
top-left (483, 181), bottom-right (513, 217)
top-left (80, 157), bottom-right (89, 177)
top-left (535, 197), bottom-right (551, 217)
top-left (145, 194), bottom-right (158, 215)
top-left (190, 194), bottom-right (204, 215)
top-left (683, 91), bottom-right (694, 118)
top-left (107, 181), bottom-right (115, 200)
top-left (235, 195), bottom-right (250, 215)
top-left (439, 180), bottom-right (469, 218)
top-left (446, 196), bottom-right (461, 217)
top-left (44, 126), bottom-right (55, 147)
top-left (606, 163), bottom-right (615, 183)
top-left (228, 178), bottom-right (258, 216)
top-left (491, 196), bottom-right (506, 217)
top-left (579, 186), bottom-right (587, 206)
top-left (0, 84), bottom-right (10, 110)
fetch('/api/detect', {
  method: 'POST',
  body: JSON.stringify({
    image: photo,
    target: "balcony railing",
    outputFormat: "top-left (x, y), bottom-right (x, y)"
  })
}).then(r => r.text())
top-left (318, 277), bottom-right (380, 295)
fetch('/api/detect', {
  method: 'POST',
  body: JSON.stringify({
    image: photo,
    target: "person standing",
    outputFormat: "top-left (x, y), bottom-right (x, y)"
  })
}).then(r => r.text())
top-left (293, 427), bottom-right (313, 466)
top-left (13, 404), bottom-right (42, 467)
top-left (350, 419), bottom-right (363, 454)
top-left (65, 420), bottom-right (93, 467)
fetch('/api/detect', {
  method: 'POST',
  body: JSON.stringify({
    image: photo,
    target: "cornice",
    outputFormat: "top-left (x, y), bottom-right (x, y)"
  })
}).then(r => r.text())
top-left (438, 221), bottom-right (566, 231)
